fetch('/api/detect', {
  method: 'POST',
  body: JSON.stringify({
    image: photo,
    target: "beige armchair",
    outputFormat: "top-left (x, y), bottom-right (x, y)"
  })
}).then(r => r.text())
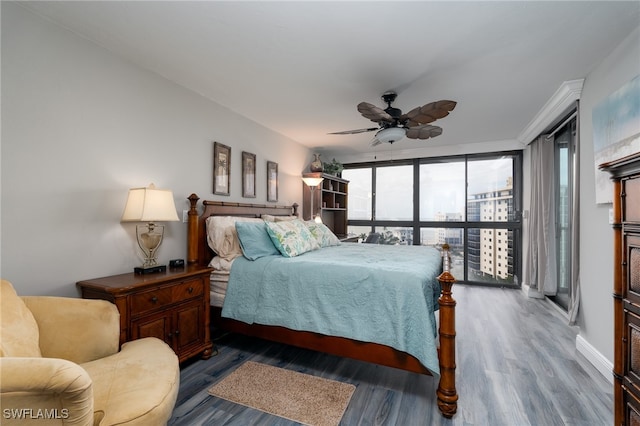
top-left (0, 280), bottom-right (180, 425)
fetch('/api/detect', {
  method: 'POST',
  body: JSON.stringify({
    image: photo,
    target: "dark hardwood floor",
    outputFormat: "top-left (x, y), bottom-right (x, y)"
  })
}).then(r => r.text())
top-left (169, 285), bottom-right (612, 425)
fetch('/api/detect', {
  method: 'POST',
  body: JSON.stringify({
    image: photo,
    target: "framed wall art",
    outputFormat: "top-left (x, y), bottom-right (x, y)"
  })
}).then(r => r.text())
top-left (242, 151), bottom-right (256, 198)
top-left (593, 74), bottom-right (640, 203)
top-left (213, 142), bottom-right (231, 196)
top-left (266, 160), bottom-right (278, 202)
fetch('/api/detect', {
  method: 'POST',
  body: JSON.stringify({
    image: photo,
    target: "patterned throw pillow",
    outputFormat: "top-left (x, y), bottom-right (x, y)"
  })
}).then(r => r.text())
top-left (305, 221), bottom-right (340, 247)
top-left (265, 219), bottom-right (320, 257)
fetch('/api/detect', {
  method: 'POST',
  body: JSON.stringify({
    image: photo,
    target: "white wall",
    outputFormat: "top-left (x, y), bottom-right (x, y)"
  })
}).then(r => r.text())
top-left (1, 3), bottom-right (310, 296)
top-left (578, 26), bottom-right (640, 364)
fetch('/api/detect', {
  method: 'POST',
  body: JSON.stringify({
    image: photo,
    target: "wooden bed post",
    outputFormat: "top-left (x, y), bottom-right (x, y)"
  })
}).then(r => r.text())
top-left (437, 243), bottom-right (458, 418)
top-left (187, 193), bottom-right (200, 265)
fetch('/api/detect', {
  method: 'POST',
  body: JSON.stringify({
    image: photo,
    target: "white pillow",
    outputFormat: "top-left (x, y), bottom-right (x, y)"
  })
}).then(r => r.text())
top-left (261, 214), bottom-right (298, 222)
top-left (206, 216), bottom-right (263, 261)
top-left (208, 255), bottom-right (235, 272)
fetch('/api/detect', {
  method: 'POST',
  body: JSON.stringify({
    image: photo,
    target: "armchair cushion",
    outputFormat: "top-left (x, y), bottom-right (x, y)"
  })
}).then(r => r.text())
top-left (22, 296), bottom-right (119, 364)
top-left (82, 338), bottom-right (180, 425)
top-left (0, 280), bottom-right (41, 357)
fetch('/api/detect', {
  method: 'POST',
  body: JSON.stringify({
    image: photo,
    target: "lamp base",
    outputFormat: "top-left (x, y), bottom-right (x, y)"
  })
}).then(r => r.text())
top-left (134, 264), bottom-right (167, 275)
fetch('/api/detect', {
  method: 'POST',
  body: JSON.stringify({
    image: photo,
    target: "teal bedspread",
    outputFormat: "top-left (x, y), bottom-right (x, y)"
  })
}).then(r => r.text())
top-left (221, 244), bottom-right (443, 377)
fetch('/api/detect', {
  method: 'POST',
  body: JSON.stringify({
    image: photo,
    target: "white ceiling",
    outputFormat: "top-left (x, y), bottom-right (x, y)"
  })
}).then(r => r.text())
top-left (20, 1), bottom-right (640, 156)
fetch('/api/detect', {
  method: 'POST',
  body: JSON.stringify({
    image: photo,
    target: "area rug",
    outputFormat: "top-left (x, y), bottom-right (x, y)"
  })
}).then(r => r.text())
top-left (208, 361), bottom-right (356, 426)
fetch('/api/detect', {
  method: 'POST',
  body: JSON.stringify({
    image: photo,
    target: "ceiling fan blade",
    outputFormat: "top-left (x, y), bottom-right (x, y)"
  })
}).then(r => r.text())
top-left (370, 136), bottom-right (382, 146)
top-left (405, 124), bottom-right (443, 140)
top-left (357, 102), bottom-right (394, 123)
top-left (328, 127), bottom-right (379, 135)
top-left (400, 100), bottom-right (457, 126)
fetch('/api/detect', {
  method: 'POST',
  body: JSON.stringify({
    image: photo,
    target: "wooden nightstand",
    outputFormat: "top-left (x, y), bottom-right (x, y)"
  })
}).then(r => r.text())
top-left (77, 265), bottom-right (214, 363)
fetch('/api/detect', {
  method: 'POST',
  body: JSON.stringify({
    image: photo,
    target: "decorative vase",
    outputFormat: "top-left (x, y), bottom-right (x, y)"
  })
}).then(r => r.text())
top-left (310, 154), bottom-right (324, 172)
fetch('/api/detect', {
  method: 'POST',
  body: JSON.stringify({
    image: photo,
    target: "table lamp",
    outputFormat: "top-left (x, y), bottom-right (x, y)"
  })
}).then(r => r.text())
top-left (121, 183), bottom-right (179, 274)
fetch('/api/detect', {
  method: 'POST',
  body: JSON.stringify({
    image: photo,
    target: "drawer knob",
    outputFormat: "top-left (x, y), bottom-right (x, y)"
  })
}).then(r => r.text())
top-left (150, 296), bottom-right (158, 303)
top-left (175, 330), bottom-right (180, 335)
top-left (188, 287), bottom-right (194, 293)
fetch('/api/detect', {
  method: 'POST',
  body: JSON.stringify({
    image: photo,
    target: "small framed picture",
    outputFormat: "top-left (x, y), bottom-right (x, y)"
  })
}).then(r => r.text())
top-left (267, 161), bottom-right (278, 202)
top-left (242, 151), bottom-right (256, 198)
top-left (213, 142), bottom-right (231, 196)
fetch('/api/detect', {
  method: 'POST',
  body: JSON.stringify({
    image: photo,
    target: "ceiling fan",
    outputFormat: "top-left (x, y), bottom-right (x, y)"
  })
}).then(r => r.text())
top-left (329, 91), bottom-right (457, 146)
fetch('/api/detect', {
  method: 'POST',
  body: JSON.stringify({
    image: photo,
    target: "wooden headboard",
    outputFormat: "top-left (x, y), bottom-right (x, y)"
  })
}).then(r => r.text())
top-left (186, 194), bottom-right (299, 267)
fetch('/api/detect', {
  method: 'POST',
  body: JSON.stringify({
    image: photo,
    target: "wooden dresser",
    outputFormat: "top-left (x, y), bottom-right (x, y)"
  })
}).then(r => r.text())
top-left (600, 152), bottom-right (640, 425)
top-left (77, 265), bottom-right (214, 363)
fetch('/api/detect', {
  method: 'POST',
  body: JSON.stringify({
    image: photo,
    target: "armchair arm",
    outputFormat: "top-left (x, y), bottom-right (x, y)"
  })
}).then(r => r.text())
top-left (0, 357), bottom-right (93, 426)
top-left (22, 296), bottom-right (119, 364)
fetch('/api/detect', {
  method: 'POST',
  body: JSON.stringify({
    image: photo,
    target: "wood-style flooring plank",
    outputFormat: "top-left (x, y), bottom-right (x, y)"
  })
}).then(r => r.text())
top-left (170, 285), bottom-right (612, 425)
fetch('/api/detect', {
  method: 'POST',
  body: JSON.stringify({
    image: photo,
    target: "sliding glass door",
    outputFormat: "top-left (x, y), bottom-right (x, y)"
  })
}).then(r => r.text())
top-left (550, 118), bottom-right (576, 310)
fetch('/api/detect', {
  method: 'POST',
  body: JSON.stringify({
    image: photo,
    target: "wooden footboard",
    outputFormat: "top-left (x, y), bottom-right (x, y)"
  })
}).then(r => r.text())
top-left (187, 194), bottom-right (457, 417)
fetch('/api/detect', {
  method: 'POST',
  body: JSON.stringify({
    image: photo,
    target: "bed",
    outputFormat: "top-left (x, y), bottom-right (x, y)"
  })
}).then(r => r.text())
top-left (186, 194), bottom-right (458, 418)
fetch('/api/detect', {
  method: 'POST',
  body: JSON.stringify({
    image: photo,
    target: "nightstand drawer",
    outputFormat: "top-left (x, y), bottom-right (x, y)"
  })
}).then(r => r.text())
top-left (172, 277), bottom-right (204, 302)
top-left (131, 287), bottom-right (173, 315)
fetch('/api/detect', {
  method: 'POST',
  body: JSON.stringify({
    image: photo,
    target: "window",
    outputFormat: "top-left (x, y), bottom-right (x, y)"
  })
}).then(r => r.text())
top-left (345, 167), bottom-right (372, 220)
top-left (343, 152), bottom-right (522, 287)
top-left (420, 161), bottom-right (465, 221)
top-left (376, 165), bottom-right (413, 221)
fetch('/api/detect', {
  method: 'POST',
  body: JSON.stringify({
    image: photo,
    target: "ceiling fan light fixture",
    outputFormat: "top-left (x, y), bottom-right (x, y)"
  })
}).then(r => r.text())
top-left (376, 127), bottom-right (406, 144)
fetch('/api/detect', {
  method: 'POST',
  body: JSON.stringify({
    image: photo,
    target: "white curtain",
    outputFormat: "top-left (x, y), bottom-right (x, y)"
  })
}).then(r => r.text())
top-left (568, 114), bottom-right (581, 325)
top-left (525, 134), bottom-right (557, 296)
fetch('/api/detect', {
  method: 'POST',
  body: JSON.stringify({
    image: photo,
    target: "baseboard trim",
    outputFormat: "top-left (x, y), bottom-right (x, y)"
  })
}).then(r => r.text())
top-left (576, 334), bottom-right (613, 384)
top-left (521, 282), bottom-right (544, 299)
top-left (544, 296), bottom-right (569, 321)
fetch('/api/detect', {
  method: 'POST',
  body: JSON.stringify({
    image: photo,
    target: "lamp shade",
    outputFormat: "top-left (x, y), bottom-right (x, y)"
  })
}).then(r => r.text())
top-left (302, 176), bottom-right (324, 187)
top-left (376, 127), bottom-right (407, 144)
top-left (121, 183), bottom-right (179, 222)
